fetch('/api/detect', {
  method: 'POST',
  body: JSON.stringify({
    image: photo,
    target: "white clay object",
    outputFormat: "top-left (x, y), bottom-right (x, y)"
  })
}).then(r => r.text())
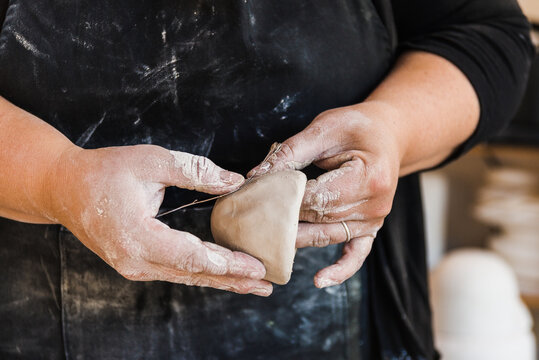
top-left (211, 170), bottom-right (307, 285)
top-left (430, 249), bottom-right (536, 360)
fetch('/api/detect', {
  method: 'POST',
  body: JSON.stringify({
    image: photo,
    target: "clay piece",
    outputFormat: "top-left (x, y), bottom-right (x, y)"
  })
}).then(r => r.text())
top-left (211, 170), bottom-right (307, 285)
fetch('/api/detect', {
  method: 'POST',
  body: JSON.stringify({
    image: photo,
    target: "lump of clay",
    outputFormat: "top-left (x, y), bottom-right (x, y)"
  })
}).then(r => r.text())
top-left (211, 170), bottom-right (307, 285)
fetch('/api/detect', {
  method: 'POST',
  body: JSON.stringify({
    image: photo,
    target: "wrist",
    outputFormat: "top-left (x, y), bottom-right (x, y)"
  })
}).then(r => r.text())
top-left (39, 143), bottom-right (84, 223)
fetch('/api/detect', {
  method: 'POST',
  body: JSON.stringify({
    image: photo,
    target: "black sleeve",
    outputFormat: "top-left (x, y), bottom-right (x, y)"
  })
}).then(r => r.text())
top-left (391, 0), bottom-right (535, 161)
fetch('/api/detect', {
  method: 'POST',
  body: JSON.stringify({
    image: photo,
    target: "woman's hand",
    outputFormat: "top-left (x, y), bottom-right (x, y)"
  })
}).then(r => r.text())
top-left (248, 104), bottom-right (402, 288)
top-left (248, 52), bottom-right (481, 288)
top-left (46, 145), bottom-right (273, 296)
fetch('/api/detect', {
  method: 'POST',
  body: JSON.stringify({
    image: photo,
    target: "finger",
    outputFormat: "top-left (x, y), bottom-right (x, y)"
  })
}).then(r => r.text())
top-left (148, 263), bottom-right (274, 297)
top-left (301, 164), bottom-right (362, 212)
top-left (313, 236), bottom-right (375, 288)
top-left (300, 196), bottom-right (390, 223)
top-left (140, 147), bottom-right (244, 194)
top-left (296, 220), bottom-right (382, 248)
top-left (299, 163), bottom-right (366, 222)
top-left (112, 255), bottom-right (273, 296)
top-left (168, 150), bottom-right (245, 194)
top-left (300, 161), bottom-right (394, 223)
top-left (144, 220), bottom-right (267, 279)
top-left (247, 122), bottom-right (344, 178)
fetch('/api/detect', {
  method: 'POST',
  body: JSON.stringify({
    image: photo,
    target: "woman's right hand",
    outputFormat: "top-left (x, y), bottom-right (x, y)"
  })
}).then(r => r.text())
top-left (45, 144), bottom-right (273, 296)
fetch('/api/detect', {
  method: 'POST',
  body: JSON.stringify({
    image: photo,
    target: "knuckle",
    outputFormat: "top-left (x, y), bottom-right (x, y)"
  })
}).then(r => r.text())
top-left (306, 186), bottom-right (338, 212)
top-left (181, 251), bottom-right (206, 274)
top-left (190, 155), bottom-right (212, 182)
top-left (266, 142), bottom-right (296, 171)
top-left (312, 229), bottom-right (331, 247)
top-left (312, 191), bottom-right (332, 211)
top-left (368, 168), bottom-right (395, 195)
top-left (232, 282), bottom-right (252, 295)
top-left (276, 143), bottom-right (294, 162)
top-left (312, 209), bottom-right (327, 223)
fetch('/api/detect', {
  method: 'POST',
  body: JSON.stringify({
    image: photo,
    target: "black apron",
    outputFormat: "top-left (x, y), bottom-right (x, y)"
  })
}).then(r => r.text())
top-left (0, 1), bottom-right (436, 359)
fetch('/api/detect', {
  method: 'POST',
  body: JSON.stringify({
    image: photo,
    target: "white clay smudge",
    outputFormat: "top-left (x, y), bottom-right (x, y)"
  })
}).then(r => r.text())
top-left (161, 29), bottom-right (167, 43)
top-left (169, 150), bottom-right (225, 188)
top-left (309, 189), bottom-right (341, 212)
top-left (76, 113), bottom-right (107, 146)
top-left (258, 161), bottom-right (272, 173)
top-left (317, 277), bottom-right (339, 288)
top-left (13, 32), bottom-right (49, 59)
top-left (287, 159), bottom-right (311, 170)
top-left (316, 168), bottom-right (352, 184)
top-left (206, 249), bottom-right (227, 267)
top-left (271, 94), bottom-right (297, 113)
top-left (182, 232), bottom-right (202, 246)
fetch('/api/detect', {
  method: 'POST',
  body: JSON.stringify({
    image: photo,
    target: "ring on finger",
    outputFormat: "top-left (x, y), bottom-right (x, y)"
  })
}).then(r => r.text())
top-left (340, 221), bottom-right (351, 243)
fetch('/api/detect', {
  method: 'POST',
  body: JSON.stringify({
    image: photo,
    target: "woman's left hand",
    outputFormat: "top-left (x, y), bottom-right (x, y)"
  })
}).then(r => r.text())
top-left (248, 103), bottom-right (403, 288)
top-left (248, 52), bottom-right (482, 288)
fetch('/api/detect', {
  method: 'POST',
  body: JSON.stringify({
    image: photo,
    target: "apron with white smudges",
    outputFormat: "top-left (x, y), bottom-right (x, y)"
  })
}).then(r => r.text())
top-left (0, 1), bottom-right (406, 359)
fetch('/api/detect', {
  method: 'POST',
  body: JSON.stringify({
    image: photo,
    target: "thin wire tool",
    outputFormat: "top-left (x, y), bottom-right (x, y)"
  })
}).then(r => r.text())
top-left (156, 143), bottom-right (282, 218)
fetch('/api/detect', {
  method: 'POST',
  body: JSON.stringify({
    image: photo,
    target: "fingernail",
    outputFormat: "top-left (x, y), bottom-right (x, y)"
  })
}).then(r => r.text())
top-left (252, 287), bottom-right (272, 296)
top-left (220, 171), bottom-right (244, 185)
top-left (249, 162), bottom-right (272, 178)
top-left (316, 277), bottom-right (339, 288)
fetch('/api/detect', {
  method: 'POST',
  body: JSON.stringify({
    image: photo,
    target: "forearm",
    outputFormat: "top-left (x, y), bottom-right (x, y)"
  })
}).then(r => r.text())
top-left (0, 96), bottom-right (77, 223)
top-left (355, 51), bottom-right (480, 176)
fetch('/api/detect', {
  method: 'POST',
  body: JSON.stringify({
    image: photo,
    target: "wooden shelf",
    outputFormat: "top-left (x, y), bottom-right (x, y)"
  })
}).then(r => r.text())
top-left (473, 144), bottom-right (539, 170)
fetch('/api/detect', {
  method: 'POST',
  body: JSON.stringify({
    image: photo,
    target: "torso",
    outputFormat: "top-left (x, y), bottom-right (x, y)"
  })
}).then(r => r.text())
top-left (0, 1), bottom-right (392, 169)
top-left (0, 2), bottom-right (398, 359)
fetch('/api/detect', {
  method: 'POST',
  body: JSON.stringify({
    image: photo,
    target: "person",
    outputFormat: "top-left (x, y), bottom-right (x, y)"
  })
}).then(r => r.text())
top-left (0, 1), bottom-right (533, 359)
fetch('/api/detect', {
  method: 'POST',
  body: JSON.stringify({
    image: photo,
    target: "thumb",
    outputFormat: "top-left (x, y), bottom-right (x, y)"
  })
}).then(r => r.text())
top-left (163, 150), bottom-right (244, 194)
top-left (247, 124), bottom-right (339, 178)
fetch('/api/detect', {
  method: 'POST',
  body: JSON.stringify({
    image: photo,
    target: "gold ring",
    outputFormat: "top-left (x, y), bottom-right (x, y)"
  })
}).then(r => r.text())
top-left (341, 221), bottom-right (351, 243)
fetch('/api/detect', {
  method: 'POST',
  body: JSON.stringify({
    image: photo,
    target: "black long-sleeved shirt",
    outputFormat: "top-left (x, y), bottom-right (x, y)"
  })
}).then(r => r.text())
top-left (0, 1), bottom-right (533, 167)
top-left (0, 1), bottom-right (533, 359)
top-left (390, 0), bottom-right (534, 160)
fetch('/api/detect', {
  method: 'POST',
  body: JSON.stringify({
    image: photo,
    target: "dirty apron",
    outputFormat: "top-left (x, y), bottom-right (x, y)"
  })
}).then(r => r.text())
top-left (0, 1), bottom-right (435, 359)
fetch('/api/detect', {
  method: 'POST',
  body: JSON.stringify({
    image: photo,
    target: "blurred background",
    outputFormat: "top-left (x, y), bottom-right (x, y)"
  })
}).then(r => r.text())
top-left (422, 1), bottom-right (539, 358)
